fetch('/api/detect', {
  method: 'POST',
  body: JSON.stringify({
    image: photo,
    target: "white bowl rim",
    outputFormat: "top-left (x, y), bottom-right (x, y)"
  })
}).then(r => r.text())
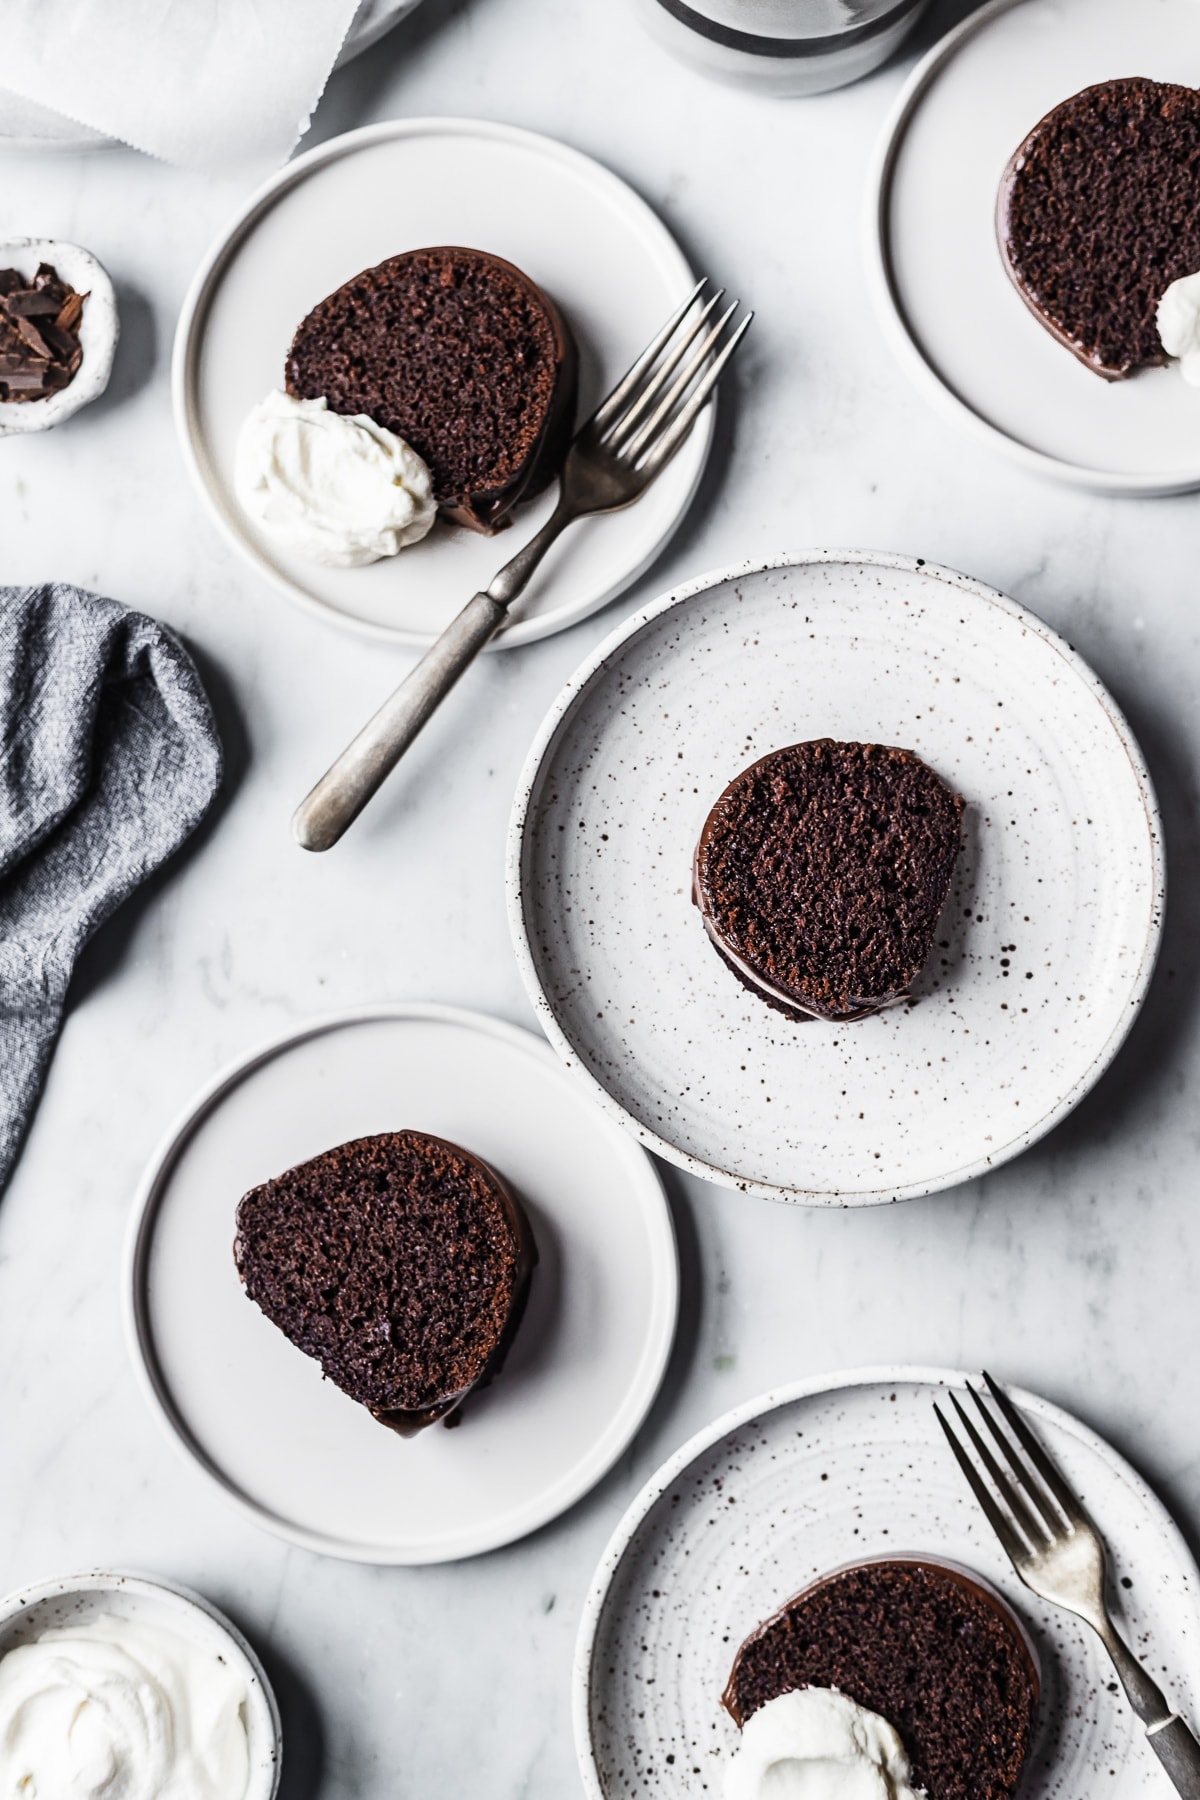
top-left (0, 1569), bottom-right (282, 1800)
top-left (0, 238), bottom-right (118, 436)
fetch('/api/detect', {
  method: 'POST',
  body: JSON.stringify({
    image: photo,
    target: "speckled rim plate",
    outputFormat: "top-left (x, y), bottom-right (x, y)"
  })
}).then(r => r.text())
top-left (124, 1004), bottom-right (677, 1564)
top-left (574, 1366), bottom-right (1200, 1800)
top-left (866, 0), bottom-right (1200, 494)
top-left (0, 1571), bottom-right (282, 1799)
top-left (507, 550), bottom-right (1164, 1206)
top-left (173, 116), bottom-right (711, 648)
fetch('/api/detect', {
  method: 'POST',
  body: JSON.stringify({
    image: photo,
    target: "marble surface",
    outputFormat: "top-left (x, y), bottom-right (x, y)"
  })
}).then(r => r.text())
top-left (2, 1), bottom-right (1199, 1795)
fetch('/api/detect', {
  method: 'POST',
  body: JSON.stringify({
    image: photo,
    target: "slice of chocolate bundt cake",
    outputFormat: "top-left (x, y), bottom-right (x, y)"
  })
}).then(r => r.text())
top-left (285, 246), bottom-right (577, 532)
top-left (693, 739), bottom-right (964, 1022)
top-left (234, 1129), bottom-right (536, 1435)
top-left (998, 78), bottom-right (1200, 379)
top-left (723, 1559), bottom-right (1039, 1800)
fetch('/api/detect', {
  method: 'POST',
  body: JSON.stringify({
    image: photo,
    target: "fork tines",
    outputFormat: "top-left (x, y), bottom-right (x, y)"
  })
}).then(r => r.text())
top-left (934, 1371), bottom-right (1086, 1562)
top-left (593, 276), bottom-right (752, 475)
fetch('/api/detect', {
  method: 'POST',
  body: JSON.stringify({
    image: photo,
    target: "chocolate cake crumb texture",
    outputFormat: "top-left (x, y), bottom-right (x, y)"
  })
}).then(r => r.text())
top-left (694, 739), bottom-right (963, 1022)
top-left (285, 245), bottom-right (577, 531)
top-left (0, 263), bottom-right (86, 402)
top-left (234, 1129), bottom-right (534, 1429)
top-left (1000, 78), bottom-right (1200, 379)
top-left (723, 1560), bottom-right (1038, 1800)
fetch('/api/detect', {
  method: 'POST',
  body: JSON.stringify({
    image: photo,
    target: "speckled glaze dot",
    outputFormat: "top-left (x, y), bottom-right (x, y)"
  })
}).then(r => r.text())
top-left (572, 1370), bottom-right (1200, 1800)
top-left (507, 553), bottom-right (1164, 1205)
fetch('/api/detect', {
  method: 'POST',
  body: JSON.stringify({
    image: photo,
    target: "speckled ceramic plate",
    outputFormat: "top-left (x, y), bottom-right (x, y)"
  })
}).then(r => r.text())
top-left (575, 1368), bottom-right (1200, 1800)
top-left (174, 117), bottom-right (710, 648)
top-left (124, 1004), bottom-right (677, 1563)
top-left (867, 0), bottom-right (1200, 494)
top-left (507, 552), bottom-right (1163, 1205)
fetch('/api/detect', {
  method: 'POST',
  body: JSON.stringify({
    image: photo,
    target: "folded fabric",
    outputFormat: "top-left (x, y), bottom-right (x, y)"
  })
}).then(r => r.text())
top-left (0, 0), bottom-right (362, 171)
top-left (0, 584), bottom-right (223, 1194)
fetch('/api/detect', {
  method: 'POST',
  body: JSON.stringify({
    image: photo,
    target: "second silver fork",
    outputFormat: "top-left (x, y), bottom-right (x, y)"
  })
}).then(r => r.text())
top-left (293, 278), bottom-right (751, 851)
top-left (937, 1373), bottom-right (1200, 1799)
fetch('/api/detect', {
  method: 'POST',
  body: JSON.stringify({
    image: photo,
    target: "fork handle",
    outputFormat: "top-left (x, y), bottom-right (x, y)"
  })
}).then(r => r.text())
top-left (1147, 1716), bottom-right (1200, 1798)
top-left (293, 493), bottom-right (578, 851)
top-left (1099, 1624), bottom-right (1200, 1797)
top-left (1102, 1620), bottom-right (1177, 1727)
top-left (292, 589), bottom-right (507, 851)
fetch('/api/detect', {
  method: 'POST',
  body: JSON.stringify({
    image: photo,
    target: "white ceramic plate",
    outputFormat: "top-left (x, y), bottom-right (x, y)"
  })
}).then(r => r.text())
top-left (0, 0), bottom-right (424, 152)
top-left (575, 1367), bottom-right (1200, 1800)
top-left (508, 551), bottom-right (1163, 1205)
top-left (124, 1004), bottom-right (678, 1563)
top-left (0, 1571), bottom-right (281, 1799)
top-left (173, 118), bottom-right (711, 648)
top-left (867, 0), bottom-right (1200, 493)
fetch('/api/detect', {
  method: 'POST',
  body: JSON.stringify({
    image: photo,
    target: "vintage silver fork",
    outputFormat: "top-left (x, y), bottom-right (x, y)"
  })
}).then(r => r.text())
top-left (936, 1373), bottom-right (1200, 1798)
top-left (293, 278), bottom-right (752, 850)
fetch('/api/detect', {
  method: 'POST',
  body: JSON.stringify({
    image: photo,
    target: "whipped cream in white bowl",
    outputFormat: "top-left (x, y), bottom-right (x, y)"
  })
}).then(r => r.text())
top-left (724, 1688), bottom-right (920, 1800)
top-left (235, 389), bottom-right (436, 567)
top-left (0, 239), bottom-right (119, 438)
top-left (0, 1572), bottom-right (280, 1800)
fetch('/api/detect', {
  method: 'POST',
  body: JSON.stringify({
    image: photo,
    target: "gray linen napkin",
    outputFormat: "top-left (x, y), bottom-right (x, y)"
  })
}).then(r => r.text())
top-left (0, 583), bottom-right (223, 1192)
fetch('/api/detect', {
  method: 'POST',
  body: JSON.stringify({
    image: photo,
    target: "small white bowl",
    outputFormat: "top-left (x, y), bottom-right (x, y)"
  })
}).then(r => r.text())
top-left (0, 1570), bottom-right (282, 1799)
top-left (0, 238), bottom-right (118, 438)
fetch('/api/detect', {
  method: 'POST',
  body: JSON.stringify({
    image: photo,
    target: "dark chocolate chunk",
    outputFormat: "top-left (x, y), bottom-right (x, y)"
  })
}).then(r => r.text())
top-left (998, 78), bottom-right (1200, 379)
top-left (0, 262), bottom-right (88, 404)
top-left (5, 289), bottom-right (63, 317)
top-left (234, 1129), bottom-right (536, 1435)
top-left (285, 246), bottom-right (577, 534)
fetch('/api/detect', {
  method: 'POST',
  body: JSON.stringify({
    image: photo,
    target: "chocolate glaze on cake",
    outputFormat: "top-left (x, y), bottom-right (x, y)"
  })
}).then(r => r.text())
top-left (285, 246), bottom-right (577, 532)
top-left (693, 739), bottom-right (964, 1022)
top-left (998, 78), bottom-right (1200, 380)
top-left (723, 1558), bottom-right (1039, 1800)
top-left (234, 1129), bottom-right (536, 1435)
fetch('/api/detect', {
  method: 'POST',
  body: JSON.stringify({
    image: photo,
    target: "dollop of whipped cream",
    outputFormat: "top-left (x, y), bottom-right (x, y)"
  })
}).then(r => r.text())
top-left (0, 1611), bottom-right (250, 1800)
top-left (235, 389), bottom-right (436, 566)
top-left (1156, 272), bottom-right (1200, 386)
top-left (725, 1688), bottom-right (921, 1800)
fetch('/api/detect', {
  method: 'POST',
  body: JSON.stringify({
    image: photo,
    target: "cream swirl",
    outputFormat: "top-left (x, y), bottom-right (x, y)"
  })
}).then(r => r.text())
top-left (0, 1612), bottom-right (249, 1800)
top-left (724, 1688), bottom-right (920, 1800)
top-left (1157, 271), bottom-right (1200, 386)
top-left (235, 389), bottom-right (436, 566)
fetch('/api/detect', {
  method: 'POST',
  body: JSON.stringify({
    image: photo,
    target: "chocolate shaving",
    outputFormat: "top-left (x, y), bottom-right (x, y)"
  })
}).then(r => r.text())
top-left (39, 321), bottom-right (80, 363)
top-left (55, 292), bottom-right (84, 334)
top-left (13, 315), bottom-right (52, 357)
top-left (0, 262), bottom-right (88, 404)
top-left (5, 289), bottom-right (62, 317)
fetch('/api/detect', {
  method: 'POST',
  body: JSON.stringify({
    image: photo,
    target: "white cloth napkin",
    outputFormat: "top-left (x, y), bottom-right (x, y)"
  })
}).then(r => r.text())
top-left (0, 0), bottom-right (362, 170)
